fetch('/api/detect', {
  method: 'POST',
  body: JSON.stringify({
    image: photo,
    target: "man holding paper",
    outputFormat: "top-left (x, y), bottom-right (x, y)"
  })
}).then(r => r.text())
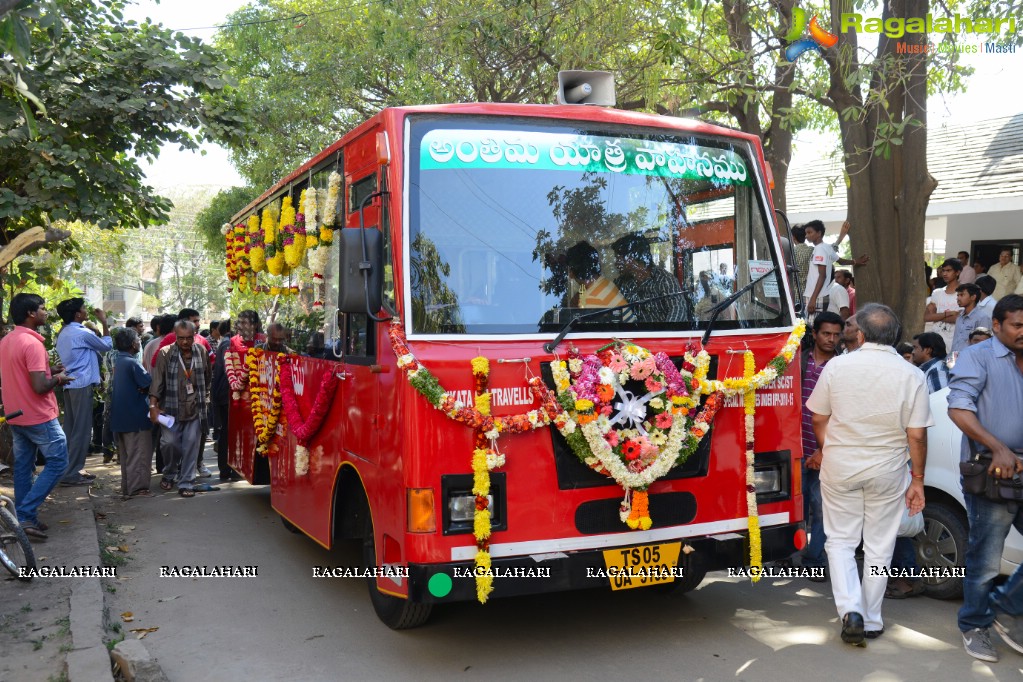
top-left (149, 320), bottom-right (211, 498)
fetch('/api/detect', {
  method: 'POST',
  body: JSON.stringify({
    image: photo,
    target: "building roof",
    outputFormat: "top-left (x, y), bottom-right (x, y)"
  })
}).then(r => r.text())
top-left (786, 114), bottom-right (1023, 220)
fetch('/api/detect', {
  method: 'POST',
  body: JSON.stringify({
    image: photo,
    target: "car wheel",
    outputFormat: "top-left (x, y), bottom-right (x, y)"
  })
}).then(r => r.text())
top-left (914, 502), bottom-right (967, 600)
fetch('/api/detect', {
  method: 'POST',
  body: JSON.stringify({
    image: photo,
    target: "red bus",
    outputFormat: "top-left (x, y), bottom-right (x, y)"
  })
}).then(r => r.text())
top-left (227, 84), bottom-right (805, 629)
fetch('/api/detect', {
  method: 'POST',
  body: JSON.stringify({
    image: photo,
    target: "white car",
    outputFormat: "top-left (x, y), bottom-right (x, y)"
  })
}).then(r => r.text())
top-left (915, 387), bottom-right (1023, 598)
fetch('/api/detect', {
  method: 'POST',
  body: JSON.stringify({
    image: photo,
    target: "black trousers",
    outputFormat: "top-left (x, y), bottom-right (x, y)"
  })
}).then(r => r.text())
top-left (214, 402), bottom-right (232, 478)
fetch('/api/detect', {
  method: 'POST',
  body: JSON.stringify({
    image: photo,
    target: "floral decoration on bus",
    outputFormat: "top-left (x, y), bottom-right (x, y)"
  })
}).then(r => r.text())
top-left (420, 129), bottom-right (751, 185)
top-left (247, 348), bottom-right (285, 455)
top-left (541, 343), bottom-right (722, 531)
top-left (389, 317), bottom-right (804, 598)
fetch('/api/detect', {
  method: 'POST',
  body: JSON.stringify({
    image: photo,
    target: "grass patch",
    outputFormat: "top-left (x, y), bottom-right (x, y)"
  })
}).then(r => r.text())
top-left (47, 672), bottom-right (68, 682)
top-left (105, 634), bottom-right (124, 651)
top-left (100, 547), bottom-right (127, 567)
top-left (20, 604), bottom-right (32, 613)
top-left (32, 637), bottom-right (44, 651)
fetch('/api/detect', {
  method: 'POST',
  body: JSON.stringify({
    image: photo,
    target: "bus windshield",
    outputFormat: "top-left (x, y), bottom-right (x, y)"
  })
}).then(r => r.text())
top-left (407, 117), bottom-right (790, 336)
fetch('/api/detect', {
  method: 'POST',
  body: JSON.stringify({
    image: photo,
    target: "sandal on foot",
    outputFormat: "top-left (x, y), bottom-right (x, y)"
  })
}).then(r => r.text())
top-left (23, 524), bottom-right (48, 540)
top-left (132, 489), bottom-right (153, 498)
top-left (178, 488), bottom-right (195, 498)
top-left (160, 479), bottom-right (173, 491)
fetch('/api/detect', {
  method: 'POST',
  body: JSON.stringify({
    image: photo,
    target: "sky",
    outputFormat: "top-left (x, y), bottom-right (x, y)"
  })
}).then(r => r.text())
top-left (127, 0), bottom-right (1023, 187)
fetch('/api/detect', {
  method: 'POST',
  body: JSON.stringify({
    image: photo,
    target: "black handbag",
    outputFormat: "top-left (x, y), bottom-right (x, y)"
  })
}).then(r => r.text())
top-left (960, 442), bottom-right (1023, 503)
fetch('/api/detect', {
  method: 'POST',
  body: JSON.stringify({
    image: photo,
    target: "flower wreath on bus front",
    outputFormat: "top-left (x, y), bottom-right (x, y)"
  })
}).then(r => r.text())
top-left (542, 342), bottom-right (722, 530)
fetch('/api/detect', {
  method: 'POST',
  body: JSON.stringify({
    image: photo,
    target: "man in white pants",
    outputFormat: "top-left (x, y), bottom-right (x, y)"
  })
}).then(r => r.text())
top-left (807, 304), bottom-right (931, 645)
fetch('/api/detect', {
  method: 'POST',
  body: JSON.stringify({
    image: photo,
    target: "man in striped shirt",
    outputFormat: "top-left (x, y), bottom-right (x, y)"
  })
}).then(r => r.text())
top-left (800, 311), bottom-right (844, 580)
top-left (612, 234), bottom-right (687, 323)
top-left (565, 241), bottom-right (637, 323)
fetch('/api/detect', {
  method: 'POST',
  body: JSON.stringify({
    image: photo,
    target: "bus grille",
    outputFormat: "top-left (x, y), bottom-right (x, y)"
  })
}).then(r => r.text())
top-left (574, 492), bottom-right (697, 534)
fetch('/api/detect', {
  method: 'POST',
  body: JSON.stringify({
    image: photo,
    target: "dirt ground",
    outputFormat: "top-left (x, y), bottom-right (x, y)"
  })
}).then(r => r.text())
top-left (1, 474), bottom-right (78, 682)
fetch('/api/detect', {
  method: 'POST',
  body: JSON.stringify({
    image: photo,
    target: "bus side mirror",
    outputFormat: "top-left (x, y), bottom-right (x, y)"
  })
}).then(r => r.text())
top-left (338, 227), bottom-right (383, 315)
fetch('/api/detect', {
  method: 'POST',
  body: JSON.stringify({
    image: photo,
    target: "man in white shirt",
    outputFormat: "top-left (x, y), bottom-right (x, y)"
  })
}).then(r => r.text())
top-left (976, 275), bottom-right (997, 316)
top-left (988, 248), bottom-right (1021, 300)
top-left (803, 220), bottom-right (869, 316)
top-left (825, 274), bottom-right (852, 320)
top-left (807, 304), bottom-right (931, 645)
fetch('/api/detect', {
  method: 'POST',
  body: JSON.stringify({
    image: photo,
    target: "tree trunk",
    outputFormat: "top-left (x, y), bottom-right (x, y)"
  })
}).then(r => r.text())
top-left (829, 0), bottom-right (936, 336)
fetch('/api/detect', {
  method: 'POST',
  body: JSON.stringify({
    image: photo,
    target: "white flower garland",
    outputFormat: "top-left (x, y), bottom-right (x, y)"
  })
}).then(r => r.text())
top-left (304, 186), bottom-right (319, 238)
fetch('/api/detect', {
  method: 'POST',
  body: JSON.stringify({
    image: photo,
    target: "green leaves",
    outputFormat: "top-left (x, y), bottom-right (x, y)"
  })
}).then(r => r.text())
top-left (1, 0), bottom-right (250, 237)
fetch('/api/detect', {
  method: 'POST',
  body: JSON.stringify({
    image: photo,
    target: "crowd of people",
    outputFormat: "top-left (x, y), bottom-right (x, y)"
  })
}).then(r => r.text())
top-left (0, 296), bottom-right (283, 539)
top-left (798, 276), bottom-right (1023, 658)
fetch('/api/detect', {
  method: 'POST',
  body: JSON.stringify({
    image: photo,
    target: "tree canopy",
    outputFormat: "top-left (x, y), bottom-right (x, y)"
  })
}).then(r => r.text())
top-left (0, 0), bottom-right (248, 241)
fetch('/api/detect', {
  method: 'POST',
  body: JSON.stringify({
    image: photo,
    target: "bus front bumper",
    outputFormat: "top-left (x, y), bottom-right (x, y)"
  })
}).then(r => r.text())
top-left (407, 521), bottom-right (803, 603)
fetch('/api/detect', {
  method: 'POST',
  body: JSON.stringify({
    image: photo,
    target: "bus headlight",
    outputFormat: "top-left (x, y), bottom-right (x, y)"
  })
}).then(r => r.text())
top-left (754, 466), bottom-right (783, 494)
top-left (441, 473), bottom-right (506, 535)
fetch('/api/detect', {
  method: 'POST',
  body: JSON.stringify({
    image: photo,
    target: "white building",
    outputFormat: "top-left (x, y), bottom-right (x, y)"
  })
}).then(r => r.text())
top-left (786, 114), bottom-right (1023, 270)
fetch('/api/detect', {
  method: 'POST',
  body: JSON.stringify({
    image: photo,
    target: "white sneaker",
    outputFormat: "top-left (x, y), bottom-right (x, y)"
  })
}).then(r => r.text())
top-left (197, 467), bottom-right (212, 478)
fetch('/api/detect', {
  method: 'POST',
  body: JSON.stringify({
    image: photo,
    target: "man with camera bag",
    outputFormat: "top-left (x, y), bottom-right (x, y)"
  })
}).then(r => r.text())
top-left (949, 294), bottom-right (1023, 662)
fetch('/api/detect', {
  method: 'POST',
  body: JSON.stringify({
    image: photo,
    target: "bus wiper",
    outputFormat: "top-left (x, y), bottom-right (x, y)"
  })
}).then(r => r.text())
top-left (700, 267), bottom-right (777, 347)
top-left (543, 291), bottom-right (687, 354)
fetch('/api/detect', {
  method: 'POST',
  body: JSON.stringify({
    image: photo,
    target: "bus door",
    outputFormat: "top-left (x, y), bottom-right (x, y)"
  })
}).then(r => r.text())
top-left (339, 139), bottom-right (388, 465)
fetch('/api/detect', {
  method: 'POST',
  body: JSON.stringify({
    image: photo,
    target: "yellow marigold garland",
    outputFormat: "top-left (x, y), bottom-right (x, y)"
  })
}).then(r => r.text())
top-left (263, 202), bottom-right (287, 276)
top-left (247, 348), bottom-right (285, 454)
top-left (248, 214), bottom-right (265, 273)
top-left (471, 355), bottom-right (497, 603)
top-left (283, 195), bottom-right (305, 269)
top-left (743, 350), bottom-right (762, 582)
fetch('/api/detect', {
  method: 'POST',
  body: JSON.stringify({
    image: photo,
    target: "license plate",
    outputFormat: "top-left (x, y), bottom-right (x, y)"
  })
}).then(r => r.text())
top-left (602, 542), bottom-right (682, 591)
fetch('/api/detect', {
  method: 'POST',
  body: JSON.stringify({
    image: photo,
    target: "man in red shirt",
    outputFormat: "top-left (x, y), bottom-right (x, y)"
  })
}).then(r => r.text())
top-left (0, 294), bottom-right (73, 538)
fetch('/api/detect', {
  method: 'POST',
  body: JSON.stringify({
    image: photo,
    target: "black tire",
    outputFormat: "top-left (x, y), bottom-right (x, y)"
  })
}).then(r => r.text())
top-left (652, 554), bottom-right (707, 594)
top-left (0, 503), bottom-right (36, 581)
top-left (915, 501), bottom-right (968, 600)
top-left (361, 515), bottom-right (432, 629)
top-left (280, 515), bottom-right (302, 534)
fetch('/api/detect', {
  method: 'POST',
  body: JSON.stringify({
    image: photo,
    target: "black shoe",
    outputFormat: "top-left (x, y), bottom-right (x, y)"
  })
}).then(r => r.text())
top-left (806, 567), bottom-right (828, 583)
top-left (841, 612), bottom-right (865, 645)
top-left (864, 628), bottom-right (884, 639)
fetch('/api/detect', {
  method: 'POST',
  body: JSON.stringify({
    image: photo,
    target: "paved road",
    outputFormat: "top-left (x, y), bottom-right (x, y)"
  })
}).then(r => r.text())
top-left (92, 462), bottom-right (1021, 682)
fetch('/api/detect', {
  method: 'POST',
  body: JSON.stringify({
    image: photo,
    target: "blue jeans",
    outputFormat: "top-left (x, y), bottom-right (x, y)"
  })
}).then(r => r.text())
top-left (891, 537), bottom-right (921, 578)
top-left (10, 419), bottom-right (69, 526)
top-left (958, 493), bottom-right (1023, 632)
top-left (803, 466), bottom-right (827, 567)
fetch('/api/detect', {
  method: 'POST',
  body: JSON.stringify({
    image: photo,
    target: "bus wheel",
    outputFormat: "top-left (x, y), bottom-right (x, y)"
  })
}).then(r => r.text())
top-left (653, 557), bottom-right (706, 594)
top-left (280, 515), bottom-right (301, 534)
top-left (361, 517), bottom-right (432, 629)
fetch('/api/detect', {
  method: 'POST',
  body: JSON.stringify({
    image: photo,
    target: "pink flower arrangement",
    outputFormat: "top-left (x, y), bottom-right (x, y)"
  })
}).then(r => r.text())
top-left (655, 412), bottom-right (673, 429)
top-left (630, 357), bottom-right (656, 381)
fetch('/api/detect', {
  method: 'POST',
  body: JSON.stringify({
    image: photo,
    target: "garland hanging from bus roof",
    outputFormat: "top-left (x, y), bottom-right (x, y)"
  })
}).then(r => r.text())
top-left (248, 213), bottom-right (265, 274)
top-left (304, 186), bottom-right (319, 251)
